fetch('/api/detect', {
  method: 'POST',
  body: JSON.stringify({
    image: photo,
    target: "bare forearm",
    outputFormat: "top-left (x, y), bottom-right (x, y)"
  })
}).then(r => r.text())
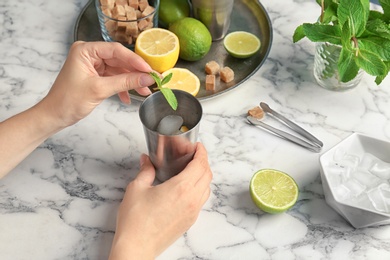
top-left (109, 235), bottom-right (155, 260)
top-left (0, 101), bottom-right (64, 178)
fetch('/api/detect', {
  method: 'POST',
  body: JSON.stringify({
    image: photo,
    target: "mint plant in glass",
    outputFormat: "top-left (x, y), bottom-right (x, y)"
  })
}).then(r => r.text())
top-left (293, 0), bottom-right (390, 90)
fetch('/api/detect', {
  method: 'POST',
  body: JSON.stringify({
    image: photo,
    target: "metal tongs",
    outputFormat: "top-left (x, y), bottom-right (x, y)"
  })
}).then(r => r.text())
top-left (247, 102), bottom-right (323, 153)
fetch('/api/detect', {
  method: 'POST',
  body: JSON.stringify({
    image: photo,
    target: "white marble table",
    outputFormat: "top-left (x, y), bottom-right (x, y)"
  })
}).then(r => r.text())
top-left (1, 0), bottom-right (390, 259)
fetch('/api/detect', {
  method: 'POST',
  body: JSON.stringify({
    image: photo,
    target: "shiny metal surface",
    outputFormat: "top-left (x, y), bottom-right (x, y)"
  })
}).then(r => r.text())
top-left (192, 0), bottom-right (234, 41)
top-left (260, 102), bottom-right (324, 148)
top-left (139, 90), bottom-right (202, 182)
top-left (247, 116), bottom-right (322, 153)
top-left (74, 0), bottom-right (273, 101)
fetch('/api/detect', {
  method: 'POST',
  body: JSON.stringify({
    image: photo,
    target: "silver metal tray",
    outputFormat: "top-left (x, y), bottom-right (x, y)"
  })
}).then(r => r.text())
top-left (74, 0), bottom-right (273, 101)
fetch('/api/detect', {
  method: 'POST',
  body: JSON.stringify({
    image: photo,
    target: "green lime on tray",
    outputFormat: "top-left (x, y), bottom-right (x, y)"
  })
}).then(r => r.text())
top-left (223, 31), bottom-right (261, 58)
top-left (250, 169), bottom-right (299, 214)
top-left (158, 0), bottom-right (191, 28)
top-left (169, 17), bottom-right (212, 61)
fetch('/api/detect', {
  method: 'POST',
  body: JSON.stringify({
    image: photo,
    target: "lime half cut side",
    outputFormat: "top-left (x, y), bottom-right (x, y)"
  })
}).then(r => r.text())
top-left (250, 169), bottom-right (299, 214)
top-left (223, 31), bottom-right (261, 58)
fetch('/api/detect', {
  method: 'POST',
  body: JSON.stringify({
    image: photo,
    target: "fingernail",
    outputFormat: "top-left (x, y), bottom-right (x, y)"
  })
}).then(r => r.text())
top-left (140, 74), bottom-right (155, 87)
top-left (140, 153), bottom-right (148, 167)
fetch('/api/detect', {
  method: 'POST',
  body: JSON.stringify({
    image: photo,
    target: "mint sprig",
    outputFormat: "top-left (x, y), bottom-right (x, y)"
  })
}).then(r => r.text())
top-left (293, 0), bottom-right (390, 85)
top-left (149, 72), bottom-right (178, 110)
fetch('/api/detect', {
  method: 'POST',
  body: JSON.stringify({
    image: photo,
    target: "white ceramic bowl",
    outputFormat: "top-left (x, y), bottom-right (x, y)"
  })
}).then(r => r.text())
top-left (319, 133), bottom-right (390, 228)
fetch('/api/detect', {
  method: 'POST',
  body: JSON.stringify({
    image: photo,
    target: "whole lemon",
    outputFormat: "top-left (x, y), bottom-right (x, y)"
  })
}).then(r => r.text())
top-left (159, 0), bottom-right (190, 28)
top-left (169, 17), bottom-right (212, 61)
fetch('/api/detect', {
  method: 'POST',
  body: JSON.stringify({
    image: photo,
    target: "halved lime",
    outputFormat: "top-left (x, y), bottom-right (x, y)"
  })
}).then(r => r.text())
top-left (223, 31), bottom-right (261, 58)
top-left (250, 169), bottom-right (299, 214)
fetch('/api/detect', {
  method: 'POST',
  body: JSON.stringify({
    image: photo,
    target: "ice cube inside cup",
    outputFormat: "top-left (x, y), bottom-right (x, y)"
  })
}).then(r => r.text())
top-left (156, 115), bottom-right (189, 135)
top-left (319, 133), bottom-right (390, 228)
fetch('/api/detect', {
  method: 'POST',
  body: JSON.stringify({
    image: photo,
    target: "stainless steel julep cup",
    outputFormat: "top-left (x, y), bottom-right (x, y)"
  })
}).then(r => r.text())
top-left (139, 90), bottom-right (203, 182)
top-left (192, 0), bottom-right (235, 41)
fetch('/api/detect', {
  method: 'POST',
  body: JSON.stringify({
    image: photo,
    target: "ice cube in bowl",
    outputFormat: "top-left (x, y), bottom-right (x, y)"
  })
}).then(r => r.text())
top-left (319, 133), bottom-right (390, 228)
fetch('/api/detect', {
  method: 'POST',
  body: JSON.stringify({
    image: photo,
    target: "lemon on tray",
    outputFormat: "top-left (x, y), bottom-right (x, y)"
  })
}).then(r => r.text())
top-left (223, 31), bottom-right (261, 58)
top-left (250, 169), bottom-right (299, 214)
top-left (135, 28), bottom-right (179, 73)
top-left (161, 68), bottom-right (200, 96)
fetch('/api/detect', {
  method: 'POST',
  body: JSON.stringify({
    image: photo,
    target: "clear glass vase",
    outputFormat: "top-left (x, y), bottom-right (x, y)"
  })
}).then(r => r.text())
top-left (313, 42), bottom-right (363, 91)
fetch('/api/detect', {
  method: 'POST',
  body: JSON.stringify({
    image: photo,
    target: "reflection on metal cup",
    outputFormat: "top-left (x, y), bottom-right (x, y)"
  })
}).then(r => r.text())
top-left (139, 90), bottom-right (203, 182)
top-left (192, 0), bottom-right (234, 41)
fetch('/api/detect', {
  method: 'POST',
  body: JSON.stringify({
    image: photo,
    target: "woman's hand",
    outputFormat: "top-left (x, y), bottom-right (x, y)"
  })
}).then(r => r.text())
top-left (109, 143), bottom-right (213, 260)
top-left (0, 41), bottom-right (155, 178)
top-left (40, 41), bottom-right (155, 127)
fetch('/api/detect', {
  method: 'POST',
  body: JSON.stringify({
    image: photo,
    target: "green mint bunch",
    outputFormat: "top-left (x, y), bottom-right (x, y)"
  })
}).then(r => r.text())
top-left (293, 0), bottom-right (390, 84)
top-left (149, 72), bottom-right (178, 110)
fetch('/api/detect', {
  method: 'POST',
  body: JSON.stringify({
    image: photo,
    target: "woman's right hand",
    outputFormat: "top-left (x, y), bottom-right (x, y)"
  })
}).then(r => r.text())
top-left (109, 143), bottom-right (213, 260)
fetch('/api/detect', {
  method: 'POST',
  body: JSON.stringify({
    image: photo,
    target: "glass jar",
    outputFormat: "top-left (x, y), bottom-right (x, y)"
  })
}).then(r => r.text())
top-left (95, 0), bottom-right (159, 50)
top-left (313, 42), bottom-right (364, 91)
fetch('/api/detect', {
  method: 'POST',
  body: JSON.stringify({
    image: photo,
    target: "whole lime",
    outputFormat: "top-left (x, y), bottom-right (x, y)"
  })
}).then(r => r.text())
top-left (159, 0), bottom-right (190, 28)
top-left (169, 17), bottom-right (212, 61)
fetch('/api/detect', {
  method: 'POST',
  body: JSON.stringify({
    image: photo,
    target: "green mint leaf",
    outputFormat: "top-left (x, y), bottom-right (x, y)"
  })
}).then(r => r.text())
top-left (380, 0), bottom-right (390, 21)
top-left (338, 48), bottom-right (360, 82)
top-left (322, 1), bottom-right (339, 24)
top-left (375, 75), bottom-right (385, 85)
top-left (359, 37), bottom-right (390, 60)
top-left (149, 72), bottom-right (178, 110)
top-left (159, 88), bottom-right (178, 111)
top-left (302, 23), bottom-right (342, 44)
top-left (293, 25), bottom-right (305, 43)
top-left (340, 18), bottom-right (354, 51)
top-left (366, 19), bottom-right (390, 40)
top-left (369, 10), bottom-right (384, 20)
top-left (375, 61), bottom-right (390, 84)
top-left (337, 0), bottom-right (369, 37)
top-left (316, 0), bottom-right (338, 10)
top-left (149, 72), bottom-right (162, 88)
top-left (161, 72), bottom-right (173, 86)
top-left (356, 49), bottom-right (387, 76)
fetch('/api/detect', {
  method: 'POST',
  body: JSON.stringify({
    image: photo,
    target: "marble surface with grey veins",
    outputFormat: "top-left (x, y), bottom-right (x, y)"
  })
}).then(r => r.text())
top-left (1, 0), bottom-right (390, 259)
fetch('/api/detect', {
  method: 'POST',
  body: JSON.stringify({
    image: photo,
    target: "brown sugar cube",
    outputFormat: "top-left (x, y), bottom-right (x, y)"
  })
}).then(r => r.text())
top-left (125, 6), bottom-right (137, 20)
top-left (101, 7), bottom-right (112, 17)
top-left (105, 20), bottom-right (117, 33)
top-left (127, 37), bottom-right (133, 45)
top-left (100, 0), bottom-right (115, 9)
top-left (136, 10), bottom-right (142, 19)
top-left (124, 5), bottom-right (134, 12)
top-left (117, 16), bottom-right (128, 31)
top-left (142, 6), bottom-right (155, 21)
top-left (112, 5), bottom-right (126, 18)
top-left (115, 31), bottom-right (128, 43)
top-left (139, 0), bottom-right (149, 11)
top-left (126, 21), bottom-right (138, 36)
top-left (205, 61), bottom-right (220, 75)
top-left (131, 30), bottom-right (140, 40)
top-left (144, 21), bottom-right (153, 30)
top-left (247, 106), bottom-right (264, 119)
top-left (220, 66), bottom-right (234, 83)
top-left (128, 0), bottom-right (139, 9)
top-left (115, 0), bottom-right (128, 6)
top-left (138, 19), bottom-right (151, 30)
top-left (205, 75), bottom-right (216, 91)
